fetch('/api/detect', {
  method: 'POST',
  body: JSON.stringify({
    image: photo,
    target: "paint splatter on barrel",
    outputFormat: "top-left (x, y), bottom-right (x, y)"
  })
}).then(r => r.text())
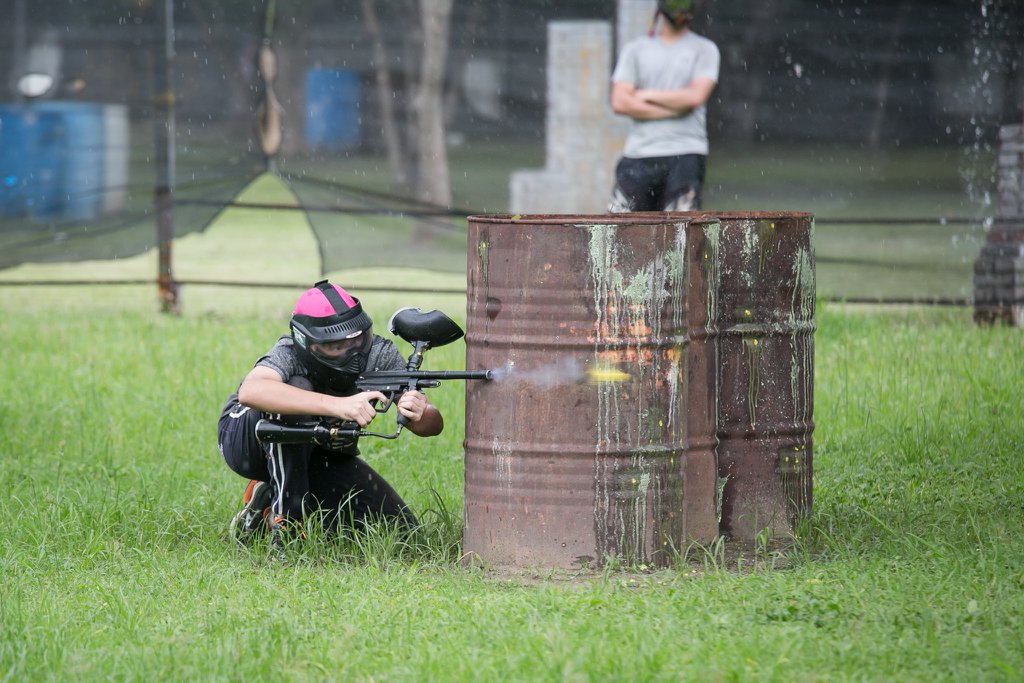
top-left (463, 213), bottom-right (721, 569)
top-left (463, 211), bottom-right (815, 568)
top-left (690, 212), bottom-right (816, 542)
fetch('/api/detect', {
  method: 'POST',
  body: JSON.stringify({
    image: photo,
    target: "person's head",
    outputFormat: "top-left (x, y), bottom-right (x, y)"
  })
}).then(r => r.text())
top-left (290, 281), bottom-right (373, 387)
top-left (657, 0), bottom-right (699, 29)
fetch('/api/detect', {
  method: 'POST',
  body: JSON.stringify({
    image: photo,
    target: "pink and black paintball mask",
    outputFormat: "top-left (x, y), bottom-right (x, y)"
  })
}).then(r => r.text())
top-left (290, 280), bottom-right (373, 379)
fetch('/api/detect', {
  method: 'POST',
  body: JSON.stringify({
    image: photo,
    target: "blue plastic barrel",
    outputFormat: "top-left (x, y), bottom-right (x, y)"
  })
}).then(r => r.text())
top-left (47, 102), bottom-right (105, 221)
top-left (0, 102), bottom-right (106, 221)
top-left (305, 68), bottom-right (361, 150)
top-left (0, 106), bottom-right (31, 215)
top-left (0, 105), bottom-right (64, 218)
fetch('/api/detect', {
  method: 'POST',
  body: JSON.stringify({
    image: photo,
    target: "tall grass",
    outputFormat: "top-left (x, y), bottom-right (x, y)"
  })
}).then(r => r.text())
top-left (1, 290), bottom-right (1022, 681)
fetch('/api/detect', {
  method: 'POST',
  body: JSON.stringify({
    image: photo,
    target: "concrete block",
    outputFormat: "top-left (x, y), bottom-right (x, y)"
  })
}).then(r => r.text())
top-left (510, 19), bottom-right (623, 215)
top-left (509, 169), bottom-right (572, 214)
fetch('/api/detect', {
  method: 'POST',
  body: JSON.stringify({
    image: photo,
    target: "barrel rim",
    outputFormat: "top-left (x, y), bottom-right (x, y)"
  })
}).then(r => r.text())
top-left (688, 210), bottom-right (815, 220)
top-left (467, 213), bottom-right (717, 226)
top-left (468, 211), bottom-right (814, 225)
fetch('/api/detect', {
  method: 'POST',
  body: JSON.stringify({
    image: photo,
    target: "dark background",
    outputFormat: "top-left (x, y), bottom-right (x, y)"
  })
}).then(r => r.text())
top-left (1, 0), bottom-right (1022, 301)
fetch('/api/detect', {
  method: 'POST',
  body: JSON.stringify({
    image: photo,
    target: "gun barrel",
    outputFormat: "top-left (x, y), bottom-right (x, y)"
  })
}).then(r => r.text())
top-left (364, 369), bottom-right (492, 380)
top-left (254, 419), bottom-right (322, 444)
top-left (414, 370), bottom-right (493, 381)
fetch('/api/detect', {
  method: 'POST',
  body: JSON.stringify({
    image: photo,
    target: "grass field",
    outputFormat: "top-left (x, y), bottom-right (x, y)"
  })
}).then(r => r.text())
top-left (1, 161), bottom-right (1022, 680)
top-left (1, 271), bottom-right (1022, 680)
top-left (2, 151), bottom-right (1022, 679)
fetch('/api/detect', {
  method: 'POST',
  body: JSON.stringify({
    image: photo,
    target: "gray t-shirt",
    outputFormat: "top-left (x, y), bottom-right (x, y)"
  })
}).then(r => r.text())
top-left (612, 30), bottom-right (720, 158)
top-left (255, 334), bottom-right (406, 384)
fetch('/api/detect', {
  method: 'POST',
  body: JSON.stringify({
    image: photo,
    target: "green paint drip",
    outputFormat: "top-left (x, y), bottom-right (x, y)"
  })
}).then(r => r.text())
top-left (792, 246), bottom-right (815, 321)
top-left (789, 243), bottom-right (816, 425)
top-left (743, 336), bottom-right (763, 428)
top-left (622, 262), bottom-right (656, 391)
top-left (758, 220), bottom-right (778, 274)
top-left (582, 221), bottom-right (691, 562)
top-left (585, 223), bottom-right (684, 449)
top-left (586, 225), bottom-right (619, 345)
top-left (668, 223), bottom-right (688, 329)
top-left (585, 224), bottom-right (621, 454)
top-left (633, 468), bottom-right (651, 557)
top-left (700, 222), bottom-right (722, 327)
top-left (739, 220), bottom-right (759, 289)
top-left (665, 223), bottom-right (688, 433)
top-left (477, 239), bottom-right (489, 285)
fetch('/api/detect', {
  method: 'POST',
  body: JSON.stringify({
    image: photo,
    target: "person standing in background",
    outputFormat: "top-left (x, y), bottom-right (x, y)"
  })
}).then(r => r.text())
top-left (609, 0), bottom-right (720, 212)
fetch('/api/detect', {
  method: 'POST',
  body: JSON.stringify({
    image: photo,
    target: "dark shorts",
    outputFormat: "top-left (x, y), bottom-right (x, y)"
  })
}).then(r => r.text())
top-left (609, 154), bottom-right (707, 212)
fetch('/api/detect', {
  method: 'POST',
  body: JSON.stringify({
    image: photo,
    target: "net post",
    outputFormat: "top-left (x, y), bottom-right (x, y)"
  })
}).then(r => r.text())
top-left (155, 0), bottom-right (178, 314)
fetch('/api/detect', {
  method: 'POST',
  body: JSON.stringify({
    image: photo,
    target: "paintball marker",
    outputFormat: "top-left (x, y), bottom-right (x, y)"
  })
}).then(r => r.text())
top-left (255, 307), bottom-right (491, 445)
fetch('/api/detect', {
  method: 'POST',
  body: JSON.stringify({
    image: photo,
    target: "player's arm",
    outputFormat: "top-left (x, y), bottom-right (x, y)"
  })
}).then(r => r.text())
top-left (611, 81), bottom-right (678, 120)
top-left (237, 365), bottom-right (384, 426)
top-left (634, 77), bottom-right (717, 115)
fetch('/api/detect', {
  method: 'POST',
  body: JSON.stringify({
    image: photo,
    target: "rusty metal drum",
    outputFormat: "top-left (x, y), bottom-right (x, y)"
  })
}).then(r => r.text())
top-left (463, 213), bottom-right (721, 569)
top-left (687, 211), bottom-right (816, 542)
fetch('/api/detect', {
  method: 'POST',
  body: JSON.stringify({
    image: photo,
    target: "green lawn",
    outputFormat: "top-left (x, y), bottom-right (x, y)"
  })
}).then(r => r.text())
top-left (1, 139), bottom-right (1020, 681)
top-left (0, 280), bottom-right (1021, 681)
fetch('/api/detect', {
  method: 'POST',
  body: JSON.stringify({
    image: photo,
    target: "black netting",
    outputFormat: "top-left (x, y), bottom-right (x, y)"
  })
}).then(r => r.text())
top-left (0, 1), bottom-right (265, 269)
top-left (1, 1), bottom-right (1022, 302)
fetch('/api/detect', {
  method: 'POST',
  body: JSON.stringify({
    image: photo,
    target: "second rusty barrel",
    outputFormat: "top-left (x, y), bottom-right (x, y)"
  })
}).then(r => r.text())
top-left (463, 213), bottom-right (721, 569)
top-left (686, 211), bottom-right (816, 542)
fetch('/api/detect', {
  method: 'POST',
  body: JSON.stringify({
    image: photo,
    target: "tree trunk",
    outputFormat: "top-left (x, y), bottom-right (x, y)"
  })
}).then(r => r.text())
top-left (361, 0), bottom-right (408, 186)
top-left (414, 0), bottom-right (453, 237)
top-left (401, 0), bottom-right (423, 189)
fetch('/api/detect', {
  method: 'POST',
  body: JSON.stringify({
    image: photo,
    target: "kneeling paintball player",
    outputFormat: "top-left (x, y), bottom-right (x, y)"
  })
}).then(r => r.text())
top-left (217, 280), bottom-right (443, 550)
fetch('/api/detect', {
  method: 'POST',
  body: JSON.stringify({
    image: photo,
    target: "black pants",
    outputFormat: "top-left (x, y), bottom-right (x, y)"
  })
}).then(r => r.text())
top-left (609, 154), bottom-right (706, 212)
top-left (217, 393), bottom-right (415, 531)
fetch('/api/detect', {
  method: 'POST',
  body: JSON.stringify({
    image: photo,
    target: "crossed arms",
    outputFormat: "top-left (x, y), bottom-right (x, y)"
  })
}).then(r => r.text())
top-left (610, 77), bottom-right (717, 120)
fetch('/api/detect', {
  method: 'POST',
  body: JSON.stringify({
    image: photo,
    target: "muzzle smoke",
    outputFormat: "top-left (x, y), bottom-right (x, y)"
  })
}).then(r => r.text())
top-left (488, 357), bottom-right (630, 388)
